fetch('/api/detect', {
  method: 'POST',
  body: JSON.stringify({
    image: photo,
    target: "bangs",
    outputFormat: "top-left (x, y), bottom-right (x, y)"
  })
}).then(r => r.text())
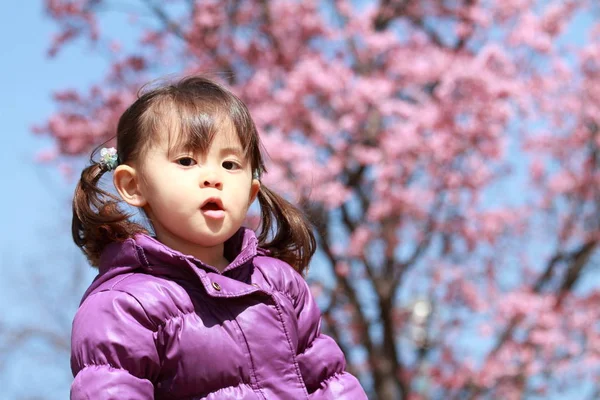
top-left (139, 89), bottom-right (259, 163)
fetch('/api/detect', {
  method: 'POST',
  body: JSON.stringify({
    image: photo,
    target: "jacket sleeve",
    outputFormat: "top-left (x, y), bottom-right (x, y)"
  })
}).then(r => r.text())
top-left (70, 290), bottom-right (160, 400)
top-left (292, 275), bottom-right (368, 399)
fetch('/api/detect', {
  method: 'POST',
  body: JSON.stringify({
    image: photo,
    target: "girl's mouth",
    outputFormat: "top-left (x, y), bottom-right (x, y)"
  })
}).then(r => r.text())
top-left (201, 201), bottom-right (225, 219)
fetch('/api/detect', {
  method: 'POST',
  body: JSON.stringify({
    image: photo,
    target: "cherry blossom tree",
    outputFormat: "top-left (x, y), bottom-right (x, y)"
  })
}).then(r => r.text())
top-left (33, 0), bottom-right (600, 398)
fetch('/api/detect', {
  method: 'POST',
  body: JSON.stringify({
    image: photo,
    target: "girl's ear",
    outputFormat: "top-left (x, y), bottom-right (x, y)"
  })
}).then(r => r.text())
top-left (249, 179), bottom-right (261, 205)
top-left (113, 165), bottom-right (147, 207)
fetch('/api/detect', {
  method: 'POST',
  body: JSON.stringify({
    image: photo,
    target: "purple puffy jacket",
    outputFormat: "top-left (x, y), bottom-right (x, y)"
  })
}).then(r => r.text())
top-left (70, 227), bottom-right (367, 399)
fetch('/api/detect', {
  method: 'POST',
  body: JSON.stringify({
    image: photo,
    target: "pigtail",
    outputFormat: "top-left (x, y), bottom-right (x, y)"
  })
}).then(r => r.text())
top-left (72, 162), bottom-right (147, 267)
top-left (256, 185), bottom-right (316, 275)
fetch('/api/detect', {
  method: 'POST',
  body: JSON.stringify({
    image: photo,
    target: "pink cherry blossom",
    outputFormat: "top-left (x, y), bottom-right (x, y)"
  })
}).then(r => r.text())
top-left (37, 1), bottom-right (600, 398)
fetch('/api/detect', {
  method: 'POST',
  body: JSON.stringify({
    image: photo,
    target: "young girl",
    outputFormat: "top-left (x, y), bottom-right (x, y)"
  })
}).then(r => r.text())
top-left (70, 76), bottom-right (367, 399)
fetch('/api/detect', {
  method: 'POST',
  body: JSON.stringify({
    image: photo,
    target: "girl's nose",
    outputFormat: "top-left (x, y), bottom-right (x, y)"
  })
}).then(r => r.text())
top-left (200, 171), bottom-right (223, 189)
top-left (202, 179), bottom-right (222, 189)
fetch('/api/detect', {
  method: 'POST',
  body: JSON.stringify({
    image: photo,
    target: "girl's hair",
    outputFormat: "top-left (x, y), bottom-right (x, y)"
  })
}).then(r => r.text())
top-left (72, 75), bottom-right (316, 273)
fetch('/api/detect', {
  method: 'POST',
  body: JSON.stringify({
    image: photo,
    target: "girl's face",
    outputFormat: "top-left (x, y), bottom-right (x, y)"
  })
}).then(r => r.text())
top-left (137, 119), bottom-right (260, 254)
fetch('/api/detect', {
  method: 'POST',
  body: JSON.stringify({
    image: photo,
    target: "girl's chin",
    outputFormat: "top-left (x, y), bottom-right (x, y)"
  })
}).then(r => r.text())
top-left (188, 229), bottom-right (237, 246)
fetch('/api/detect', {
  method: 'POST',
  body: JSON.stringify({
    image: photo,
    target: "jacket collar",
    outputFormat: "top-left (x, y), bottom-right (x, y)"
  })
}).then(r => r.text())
top-left (82, 227), bottom-right (262, 303)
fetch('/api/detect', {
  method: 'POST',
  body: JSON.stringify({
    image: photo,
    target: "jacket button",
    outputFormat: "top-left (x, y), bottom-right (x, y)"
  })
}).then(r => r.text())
top-left (212, 281), bottom-right (221, 291)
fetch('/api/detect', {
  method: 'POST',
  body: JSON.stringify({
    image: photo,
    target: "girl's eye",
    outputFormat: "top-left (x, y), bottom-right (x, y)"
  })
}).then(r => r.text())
top-left (177, 157), bottom-right (196, 167)
top-left (222, 161), bottom-right (241, 170)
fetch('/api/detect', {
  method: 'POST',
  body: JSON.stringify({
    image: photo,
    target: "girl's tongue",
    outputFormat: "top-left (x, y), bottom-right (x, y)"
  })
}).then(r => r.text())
top-left (201, 202), bottom-right (225, 219)
top-left (202, 202), bottom-right (221, 210)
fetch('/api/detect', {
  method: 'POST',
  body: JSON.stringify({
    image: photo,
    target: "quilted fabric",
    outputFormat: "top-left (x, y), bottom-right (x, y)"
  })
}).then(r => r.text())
top-left (70, 228), bottom-right (367, 399)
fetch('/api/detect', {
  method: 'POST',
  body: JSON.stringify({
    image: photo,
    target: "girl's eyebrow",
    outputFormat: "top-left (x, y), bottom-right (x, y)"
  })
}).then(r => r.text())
top-left (169, 140), bottom-right (195, 154)
top-left (220, 146), bottom-right (244, 158)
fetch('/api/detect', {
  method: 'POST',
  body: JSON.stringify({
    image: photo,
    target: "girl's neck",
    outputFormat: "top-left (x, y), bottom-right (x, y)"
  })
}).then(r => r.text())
top-left (188, 244), bottom-right (229, 272)
top-left (154, 232), bottom-right (229, 272)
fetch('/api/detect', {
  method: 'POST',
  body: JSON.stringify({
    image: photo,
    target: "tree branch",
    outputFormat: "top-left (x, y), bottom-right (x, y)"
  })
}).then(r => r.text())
top-left (320, 287), bottom-right (361, 378)
top-left (468, 239), bottom-right (598, 398)
top-left (140, 0), bottom-right (186, 39)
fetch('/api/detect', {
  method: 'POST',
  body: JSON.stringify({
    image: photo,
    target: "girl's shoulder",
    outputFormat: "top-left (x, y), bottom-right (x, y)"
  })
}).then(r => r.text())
top-left (79, 271), bottom-right (194, 327)
top-left (252, 255), bottom-right (308, 301)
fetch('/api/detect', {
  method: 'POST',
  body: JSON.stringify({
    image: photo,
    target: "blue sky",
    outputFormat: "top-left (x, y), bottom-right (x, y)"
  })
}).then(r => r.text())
top-left (0, 2), bottom-right (119, 398)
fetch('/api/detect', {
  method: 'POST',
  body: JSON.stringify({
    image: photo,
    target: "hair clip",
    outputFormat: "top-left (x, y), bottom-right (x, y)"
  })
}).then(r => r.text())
top-left (99, 147), bottom-right (119, 171)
